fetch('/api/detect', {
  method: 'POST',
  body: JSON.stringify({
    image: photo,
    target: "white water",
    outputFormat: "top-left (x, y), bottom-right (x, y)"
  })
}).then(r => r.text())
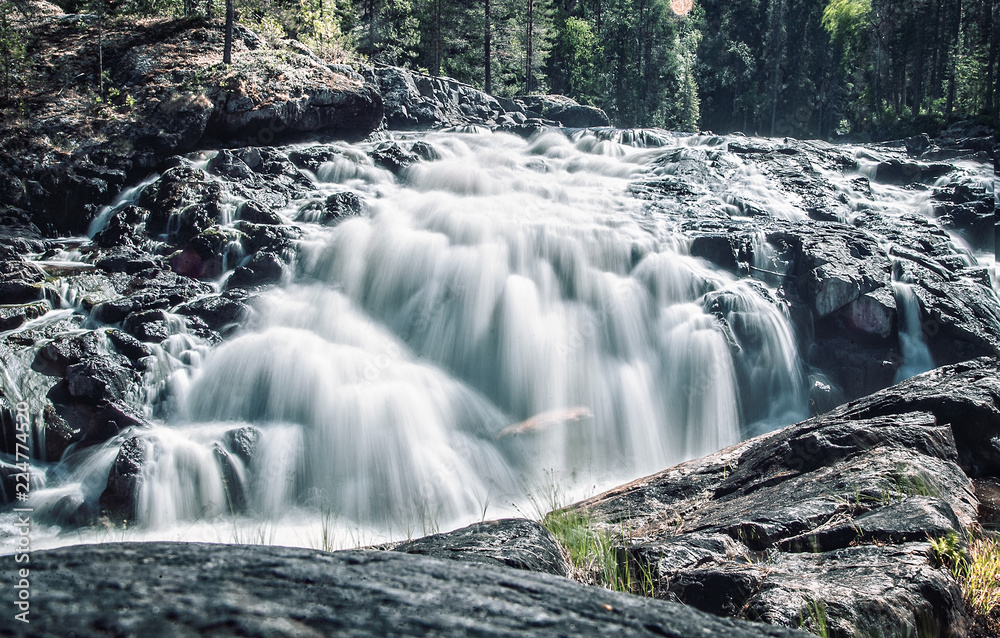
top-left (18, 128), bottom-right (995, 551)
top-left (892, 279), bottom-right (935, 383)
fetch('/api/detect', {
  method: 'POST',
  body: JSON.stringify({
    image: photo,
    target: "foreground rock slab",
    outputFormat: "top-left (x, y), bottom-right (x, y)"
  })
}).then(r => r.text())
top-left (392, 517), bottom-right (572, 577)
top-left (562, 357), bottom-right (1000, 637)
top-left (2, 542), bottom-right (809, 638)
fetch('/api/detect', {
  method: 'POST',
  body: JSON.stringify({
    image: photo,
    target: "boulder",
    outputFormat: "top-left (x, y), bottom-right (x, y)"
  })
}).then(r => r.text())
top-left (92, 204), bottom-right (150, 248)
top-left (175, 290), bottom-right (254, 335)
top-left (62, 354), bottom-right (138, 404)
top-left (296, 191), bottom-right (364, 225)
top-left (98, 436), bottom-right (148, 523)
top-left (225, 252), bottom-right (285, 290)
top-left (519, 95), bottom-right (611, 128)
top-left (223, 425), bottom-right (261, 466)
top-left (236, 200), bottom-right (282, 225)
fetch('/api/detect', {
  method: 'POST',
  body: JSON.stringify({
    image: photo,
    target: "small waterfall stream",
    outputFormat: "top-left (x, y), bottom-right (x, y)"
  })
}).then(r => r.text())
top-left (7, 128), bottom-right (994, 550)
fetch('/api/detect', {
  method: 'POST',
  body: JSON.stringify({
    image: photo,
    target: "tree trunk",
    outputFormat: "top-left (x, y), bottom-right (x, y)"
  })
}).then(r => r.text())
top-left (368, 0), bottom-right (376, 60)
top-left (223, 0), bottom-right (233, 65)
top-left (526, 0), bottom-right (534, 94)
top-left (97, 0), bottom-right (104, 100)
top-left (433, 0), bottom-right (441, 75)
top-left (945, 0), bottom-right (963, 118)
top-left (767, 0), bottom-right (784, 136)
top-left (984, 0), bottom-right (995, 117)
top-left (484, 0), bottom-right (492, 94)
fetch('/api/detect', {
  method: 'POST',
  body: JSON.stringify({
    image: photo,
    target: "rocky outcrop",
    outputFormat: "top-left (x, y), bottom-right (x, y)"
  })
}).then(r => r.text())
top-left (677, 136), bottom-right (999, 405)
top-left (373, 65), bottom-right (610, 131)
top-left (561, 357), bottom-right (1000, 637)
top-left (0, 16), bottom-right (383, 236)
top-left (1, 542), bottom-right (810, 638)
top-left (519, 94), bottom-right (611, 128)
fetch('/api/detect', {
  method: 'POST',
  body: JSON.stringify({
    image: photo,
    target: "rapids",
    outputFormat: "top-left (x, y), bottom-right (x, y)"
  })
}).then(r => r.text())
top-left (5, 127), bottom-right (994, 550)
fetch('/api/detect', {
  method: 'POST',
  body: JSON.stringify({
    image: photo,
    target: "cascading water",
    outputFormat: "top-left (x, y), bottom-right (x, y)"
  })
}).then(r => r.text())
top-left (17, 127), bottom-right (994, 551)
top-left (892, 275), bottom-right (935, 383)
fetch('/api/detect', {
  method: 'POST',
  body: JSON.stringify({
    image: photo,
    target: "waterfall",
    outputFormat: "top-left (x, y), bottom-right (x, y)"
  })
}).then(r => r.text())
top-left (892, 279), bottom-right (935, 383)
top-left (20, 129), bottom-right (824, 547)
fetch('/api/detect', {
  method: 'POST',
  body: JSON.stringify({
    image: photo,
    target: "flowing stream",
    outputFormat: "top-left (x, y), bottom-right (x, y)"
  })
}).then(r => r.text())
top-left (5, 128), bottom-right (994, 550)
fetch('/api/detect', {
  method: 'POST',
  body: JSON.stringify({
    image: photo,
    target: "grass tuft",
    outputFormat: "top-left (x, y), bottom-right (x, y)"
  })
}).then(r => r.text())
top-left (542, 509), bottom-right (656, 596)
top-left (962, 535), bottom-right (1000, 617)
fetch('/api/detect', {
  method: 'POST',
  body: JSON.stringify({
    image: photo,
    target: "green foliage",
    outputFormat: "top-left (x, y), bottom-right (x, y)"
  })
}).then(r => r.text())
top-left (798, 598), bottom-right (830, 638)
top-left (821, 0), bottom-right (870, 45)
top-left (542, 509), bottom-right (656, 596)
top-left (549, 16), bottom-right (602, 103)
top-left (929, 531), bottom-right (966, 575)
top-left (0, 1), bottom-right (27, 103)
top-left (962, 534), bottom-right (1000, 617)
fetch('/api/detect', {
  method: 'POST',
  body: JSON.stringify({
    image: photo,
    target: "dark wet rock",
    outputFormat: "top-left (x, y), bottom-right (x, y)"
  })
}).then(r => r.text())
top-left (207, 149), bottom-right (258, 183)
top-left (98, 436), bottom-right (147, 522)
top-left (168, 226), bottom-right (245, 280)
top-left (770, 223), bottom-right (890, 319)
top-left (805, 335), bottom-right (898, 402)
top-left (0, 258), bottom-right (46, 305)
top-left (0, 458), bottom-right (44, 505)
top-left (94, 250), bottom-right (162, 276)
top-left (139, 165), bottom-right (224, 243)
top-left (904, 133), bottom-right (932, 157)
top-left (92, 204), bottom-right (151, 249)
top-left (235, 199), bottom-right (282, 225)
top-left (974, 478), bottom-right (1000, 527)
top-left (225, 252), bottom-right (285, 290)
top-left (42, 402), bottom-right (78, 462)
top-left (410, 140), bottom-right (440, 161)
top-left (91, 268), bottom-right (212, 324)
top-left (518, 95), bottom-right (611, 128)
top-left (121, 309), bottom-right (174, 343)
top-left (690, 232), bottom-right (755, 274)
top-left (560, 359), bottom-right (1000, 637)
top-left (288, 145), bottom-right (342, 173)
top-left (837, 287), bottom-right (896, 340)
top-left (175, 290), bottom-right (253, 335)
top-left (223, 426), bottom-right (260, 466)
top-left (777, 496), bottom-right (960, 552)
top-left (1, 542), bottom-right (810, 638)
top-left (106, 328), bottom-right (152, 363)
top-left (873, 159), bottom-right (953, 185)
top-left (393, 518), bottom-right (571, 577)
top-left (297, 191), bottom-right (364, 225)
top-left (233, 220), bottom-right (302, 256)
top-left (208, 60), bottom-right (382, 143)
top-left (78, 401), bottom-right (149, 447)
top-left (213, 444), bottom-right (248, 511)
top-left (0, 300), bottom-right (49, 331)
top-left (829, 357), bottom-right (1000, 480)
top-left (683, 206), bottom-right (1000, 405)
top-left (62, 354), bottom-right (138, 404)
top-left (371, 141), bottom-right (418, 174)
top-left (931, 180), bottom-right (994, 251)
top-left (33, 331), bottom-right (106, 377)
